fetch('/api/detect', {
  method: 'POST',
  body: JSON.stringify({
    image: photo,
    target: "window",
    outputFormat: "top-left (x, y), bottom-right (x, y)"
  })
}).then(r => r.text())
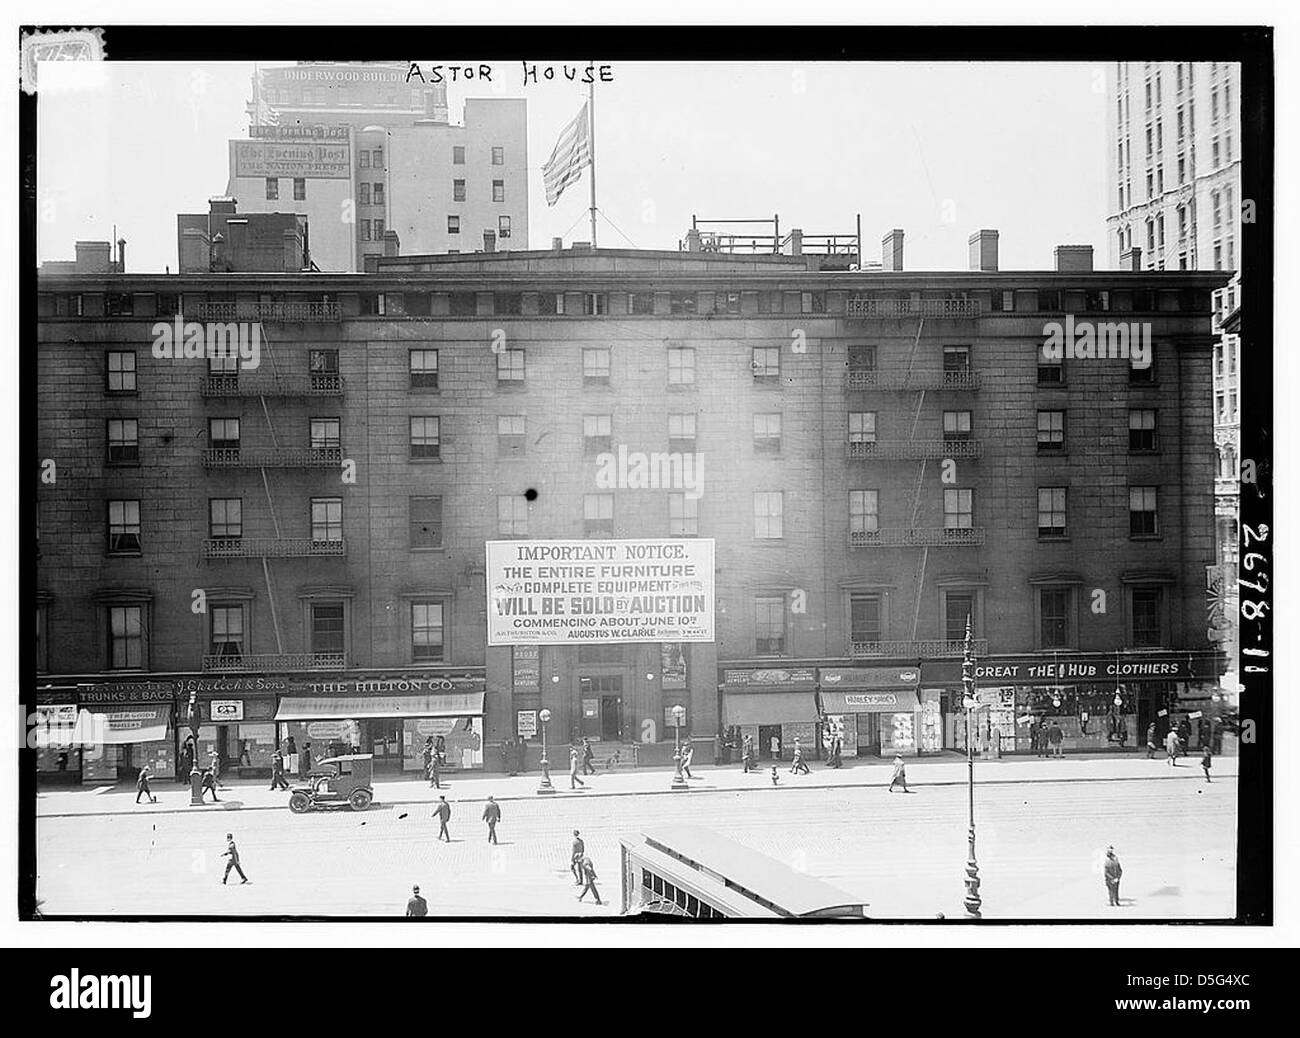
top-left (1039, 588), bottom-right (1072, 649)
top-left (667, 347), bottom-right (696, 384)
top-left (755, 596), bottom-right (786, 655)
top-left (453, 146), bottom-right (465, 165)
top-left (107, 351), bottom-right (136, 393)
top-left (494, 292), bottom-right (522, 315)
top-left (451, 178), bottom-right (465, 202)
top-left (1131, 587), bottom-right (1164, 647)
top-left (753, 413), bottom-right (782, 452)
top-left (310, 418), bottom-right (341, 450)
top-left (848, 412), bottom-right (877, 444)
top-left (848, 345), bottom-right (877, 372)
top-left (373, 219), bottom-right (385, 240)
top-left (1037, 410), bottom-right (1065, 452)
top-left (754, 491), bottom-right (784, 539)
top-left (55, 293), bottom-right (84, 317)
top-left (498, 349), bottom-right (526, 383)
top-left (584, 493), bottom-right (614, 536)
top-left (849, 490), bottom-right (879, 540)
top-left (668, 413), bottom-right (696, 450)
top-left (360, 220), bottom-right (373, 242)
top-left (629, 291), bottom-right (654, 315)
top-left (538, 293), bottom-right (565, 315)
top-left (849, 593), bottom-right (882, 645)
top-left (209, 498), bottom-right (242, 540)
top-left (311, 498), bottom-right (343, 544)
top-left (943, 489), bottom-right (973, 530)
top-left (583, 414), bottom-right (612, 451)
top-left (1130, 352), bottom-right (1156, 383)
top-left (372, 148), bottom-right (383, 168)
top-left (944, 593), bottom-right (975, 642)
top-left (583, 293), bottom-right (607, 316)
top-left (670, 292), bottom-right (698, 315)
top-left (447, 215), bottom-right (460, 235)
top-left (717, 291), bottom-right (742, 314)
top-left (669, 493), bottom-right (699, 537)
top-left (293, 178), bottom-right (306, 201)
top-left (310, 602), bottom-right (346, 656)
top-left (752, 346), bottom-right (780, 380)
top-left (210, 605), bottom-right (245, 659)
top-left (106, 419), bottom-right (139, 464)
top-left (583, 348), bottom-right (611, 383)
top-left (359, 151), bottom-right (370, 169)
top-left (491, 146), bottom-right (505, 165)
top-left (266, 178), bottom-right (278, 200)
top-left (108, 605), bottom-right (146, 670)
top-left (942, 411), bottom-right (973, 441)
top-left (409, 417), bottom-right (441, 460)
top-left (1038, 354), bottom-right (1064, 385)
top-left (1129, 486), bottom-right (1159, 536)
top-left (409, 496), bottom-right (442, 549)
top-left (449, 292), bottom-right (476, 316)
top-left (1129, 409), bottom-right (1157, 451)
top-left (309, 350), bottom-right (339, 376)
top-left (209, 417), bottom-right (240, 452)
top-left (107, 500), bottom-right (141, 554)
top-left (498, 495), bottom-right (529, 536)
top-left (1002, 291), bottom-right (1016, 312)
top-left (1038, 487), bottom-right (1068, 537)
top-left (943, 346), bottom-right (970, 382)
top-left (801, 291), bottom-right (826, 314)
top-left (499, 215), bottom-right (511, 239)
top-left (497, 415), bottom-right (526, 454)
top-left (412, 603), bottom-right (445, 662)
top-left (409, 349), bottom-right (439, 389)
top-left (492, 180), bottom-right (505, 203)
top-left (373, 184), bottom-right (385, 206)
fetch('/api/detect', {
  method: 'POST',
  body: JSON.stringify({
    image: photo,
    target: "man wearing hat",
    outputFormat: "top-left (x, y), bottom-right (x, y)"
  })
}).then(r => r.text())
top-left (221, 833), bottom-right (248, 885)
top-left (405, 885), bottom-right (428, 917)
top-left (570, 830), bottom-right (585, 885)
top-left (888, 755), bottom-right (911, 793)
top-left (1104, 846), bottom-right (1123, 906)
top-left (482, 795), bottom-right (502, 844)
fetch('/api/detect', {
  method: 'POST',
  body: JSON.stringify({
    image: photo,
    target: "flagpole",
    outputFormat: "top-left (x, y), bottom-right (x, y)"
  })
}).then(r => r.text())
top-left (588, 77), bottom-right (597, 248)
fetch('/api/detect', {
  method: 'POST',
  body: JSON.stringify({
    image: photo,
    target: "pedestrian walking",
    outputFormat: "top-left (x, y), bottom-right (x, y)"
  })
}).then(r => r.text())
top-left (790, 740), bottom-right (810, 775)
top-left (269, 749), bottom-right (290, 791)
top-left (435, 734), bottom-right (447, 767)
top-left (406, 885), bottom-right (428, 917)
top-left (582, 737), bottom-right (596, 776)
top-left (221, 833), bottom-right (248, 884)
top-left (569, 747), bottom-right (586, 789)
top-left (433, 796), bottom-right (452, 842)
top-left (1201, 746), bottom-right (1213, 783)
top-left (422, 737), bottom-right (434, 776)
top-left (888, 755), bottom-right (911, 793)
top-left (1146, 722), bottom-right (1158, 759)
top-left (681, 739), bottom-right (695, 779)
top-left (1104, 846), bottom-right (1123, 906)
top-left (177, 742), bottom-right (193, 784)
top-left (200, 766), bottom-right (220, 802)
top-left (742, 735), bottom-right (754, 773)
top-left (1048, 721), bottom-right (1064, 759)
top-left (570, 830), bottom-right (586, 885)
top-left (482, 796), bottom-right (501, 844)
top-left (1165, 728), bottom-right (1181, 766)
top-left (208, 748), bottom-right (224, 788)
top-left (300, 742), bottom-right (312, 780)
top-left (135, 765), bottom-right (156, 804)
top-left (576, 856), bottom-right (602, 905)
top-left (427, 754), bottom-right (441, 789)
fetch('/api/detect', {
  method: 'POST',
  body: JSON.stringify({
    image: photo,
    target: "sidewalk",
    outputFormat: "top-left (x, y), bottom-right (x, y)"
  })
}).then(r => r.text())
top-left (35, 752), bottom-right (1237, 819)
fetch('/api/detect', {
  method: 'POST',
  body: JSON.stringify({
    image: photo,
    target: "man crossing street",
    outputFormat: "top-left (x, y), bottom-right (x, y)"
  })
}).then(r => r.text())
top-left (433, 796), bottom-right (452, 842)
top-left (269, 748), bottom-right (290, 791)
top-left (221, 833), bottom-right (248, 884)
top-left (482, 796), bottom-right (501, 844)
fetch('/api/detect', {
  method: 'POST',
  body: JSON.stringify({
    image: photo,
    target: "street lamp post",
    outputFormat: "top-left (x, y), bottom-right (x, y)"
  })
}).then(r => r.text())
top-left (186, 693), bottom-right (204, 807)
top-left (670, 705), bottom-right (688, 790)
top-left (536, 708), bottom-right (555, 795)
top-left (961, 617), bottom-right (982, 919)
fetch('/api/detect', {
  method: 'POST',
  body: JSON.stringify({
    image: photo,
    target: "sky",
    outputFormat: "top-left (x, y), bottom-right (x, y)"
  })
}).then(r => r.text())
top-left (36, 60), bottom-right (1109, 272)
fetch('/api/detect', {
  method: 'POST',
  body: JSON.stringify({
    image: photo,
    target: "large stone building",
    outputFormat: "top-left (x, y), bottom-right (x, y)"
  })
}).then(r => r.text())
top-left (222, 62), bottom-right (529, 272)
top-left (34, 227), bottom-right (1229, 784)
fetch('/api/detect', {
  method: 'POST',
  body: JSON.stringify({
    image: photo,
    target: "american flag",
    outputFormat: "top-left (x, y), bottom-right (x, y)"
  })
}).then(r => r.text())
top-left (246, 67), bottom-right (281, 128)
top-left (542, 102), bottom-right (591, 207)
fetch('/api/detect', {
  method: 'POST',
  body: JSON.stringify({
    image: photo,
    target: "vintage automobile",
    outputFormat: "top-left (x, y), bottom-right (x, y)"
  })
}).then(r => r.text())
top-left (288, 753), bottom-right (375, 813)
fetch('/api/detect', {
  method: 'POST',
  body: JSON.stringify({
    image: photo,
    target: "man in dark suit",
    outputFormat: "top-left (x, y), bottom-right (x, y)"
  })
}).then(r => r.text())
top-left (570, 830), bottom-right (585, 885)
top-left (406, 885), bottom-right (428, 917)
top-left (221, 833), bottom-right (248, 884)
top-left (269, 749), bottom-right (290, 791)
top-left (482, 796), bottom-right (501, 844)
top-left (433, 796), bottom-right (452, 842)
top-left (1104, 846), bottom-right (1123, 906)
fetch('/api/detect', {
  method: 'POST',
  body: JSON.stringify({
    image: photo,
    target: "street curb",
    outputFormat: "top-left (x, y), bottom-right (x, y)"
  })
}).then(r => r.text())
top-left (36, 769), bottom-right (1235, 820)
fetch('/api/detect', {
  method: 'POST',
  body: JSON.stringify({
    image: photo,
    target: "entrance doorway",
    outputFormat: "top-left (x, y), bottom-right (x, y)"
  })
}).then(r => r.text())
top-left (580, 676), bottom-right (624, 742)
top-left (758, 724), bottom-right (782, 760)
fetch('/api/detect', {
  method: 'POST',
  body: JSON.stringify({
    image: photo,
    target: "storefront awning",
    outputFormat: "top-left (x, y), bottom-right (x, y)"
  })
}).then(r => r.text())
top-left (275, 693), bottom-right (485, 722)
top-left (723, 692), bottom-right (819, 727)
top-left (78, 705), bottom-right (171, 744)
top-left (821, 690), bottom-right (920, 714)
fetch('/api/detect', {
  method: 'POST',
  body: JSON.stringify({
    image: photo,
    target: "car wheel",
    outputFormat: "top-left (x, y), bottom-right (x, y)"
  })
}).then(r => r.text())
top-left (348, 789), bottom-right (373, 811)
top-left (289, 792), bottom-right (311, 814)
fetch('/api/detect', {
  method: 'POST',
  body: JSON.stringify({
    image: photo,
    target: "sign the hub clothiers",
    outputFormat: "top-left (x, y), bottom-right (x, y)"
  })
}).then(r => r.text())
top-left (486, 539), bottom-right (715, 645)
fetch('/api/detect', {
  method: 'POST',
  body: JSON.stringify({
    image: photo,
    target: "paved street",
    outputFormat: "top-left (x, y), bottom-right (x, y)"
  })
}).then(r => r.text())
top-left (36, 760), bottom-right (1236, 919)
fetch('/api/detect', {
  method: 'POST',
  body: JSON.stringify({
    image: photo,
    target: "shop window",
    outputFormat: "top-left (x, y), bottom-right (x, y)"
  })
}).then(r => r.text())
top-left (107, 604), bottom-right (146, 669)
top-left (106, 500), bottom-right (141, 554)
top-left (409, 496), bottom-right (443, 549)
top-left (310, 602), bottom-right (346, 657)
top-left (668, 493), bottom-right (698, 537)
top-left (411, 601), bottom-right (445, 662)
top-left (409, 349), bottom-right (439, 389)
top-left (755, 595), bottom-right (787, 656)
top-left (753, 491), bottom-right (783, 539)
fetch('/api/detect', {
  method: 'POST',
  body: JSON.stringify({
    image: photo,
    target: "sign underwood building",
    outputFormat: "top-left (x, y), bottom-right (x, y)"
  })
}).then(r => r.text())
top-left (485, 539), bottom-right (715, 645)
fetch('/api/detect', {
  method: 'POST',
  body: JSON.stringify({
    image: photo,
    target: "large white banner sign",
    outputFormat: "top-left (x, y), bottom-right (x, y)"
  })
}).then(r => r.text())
top-left (486, 539), bottom-right (715, 645)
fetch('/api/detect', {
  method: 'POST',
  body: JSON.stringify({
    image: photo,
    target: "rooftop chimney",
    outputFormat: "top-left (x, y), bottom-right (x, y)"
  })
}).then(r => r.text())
top-left (789, 229), bottom-right (803, 257)
top-left (1119, 246), bottom-right (1142, 272)
top-left (382, 229), bottom-right (401, 258)
top-left (968, 229), bottom-right (998, 272)
top-left (882, 229), bottom-right (904, 272)
top-left (74, 241), bottom-right (113, 273)
top-left (551, 237), bottom-right (564, 252)
top-left (685, 228), bottom-right (702, 253)
top-left (115, 237), bottom-right (126, 273)
top-left (483, 230), bottom-right (497, 253)
top-left (1054, 245), bottom-right (1094, 272)
top-left (209, 197), bottom-right (238, 216)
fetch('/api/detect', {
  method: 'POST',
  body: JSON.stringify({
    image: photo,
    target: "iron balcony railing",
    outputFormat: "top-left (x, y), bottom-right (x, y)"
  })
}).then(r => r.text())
top-left (194, 301), bottom-right (342, 322)
top-left (845, 298), bottom-right (982, 319)
top-left (847, 439), bottom-right (983, 460)
top-left (202, 537), bottom-right (346, 559)
top-left (201, 374), bottom-right (344, 397)
top-left (849, 638), bottom-right (990, 659)
top-left (202, 447), bottom-right (343, 469)
top-left (845, 370), bottom-right (982, 391)
top-left (201, 652), bottom-right (347, 673)
top-left (848, 528), bottom-right (985, 548)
